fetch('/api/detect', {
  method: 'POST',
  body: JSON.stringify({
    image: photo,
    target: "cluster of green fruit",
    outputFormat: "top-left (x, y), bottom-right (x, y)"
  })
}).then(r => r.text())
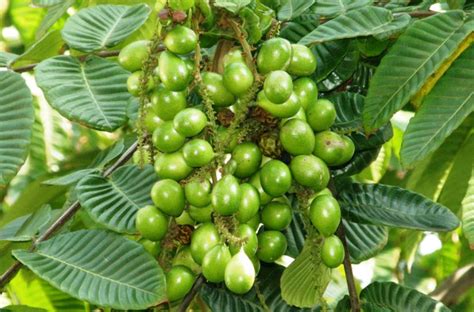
top-left (118, 23), bottom-right (354, 302)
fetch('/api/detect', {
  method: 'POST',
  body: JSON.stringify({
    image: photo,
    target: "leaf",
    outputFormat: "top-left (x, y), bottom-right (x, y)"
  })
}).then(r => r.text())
top-left (0, 71), bottom-right (34, 191)
top-left (283, 210), bottom-right (307, 258)
top-left (363, 11), bottom-right (471, 132)
top-left (0, 205), bottom-right (52, 242)
top-left (342, 219), bottom-right (388, 263)
top-left (313, 0), bottom-right (373, 17)
top-left (200, 284), bottom-right (263, 312)
top-left (0, 52), bottom-right (18, 67)
top-left (61, 4), bottom-right (151, 52)
top-left (239, 8), bottom-right (262, 44)
top-left (13, 229), bottom-right (166, 309)
top-left (9, 0), bottom-right (46, 45)
top-left (332, 148), bottom-right (381, 177)
top-left (43, 169), bottom-right (98, 186)
top-left (0, 306), bottom-right (46, 312)
top-left (462, 165), bottom-right (474, 248)
top-left (277, 0), bottom-right (315, 21)
top-left (214, 0), bottom-right (251, 13)
top-left (36, 0), bottom-right (75, 39)
top-left (339, 183), bottom-right (460, 231)
top-left (299, 7), bottom-right (410, 45)
top-left (280, 16), bottom-right (319, 43)
top-left (32, 0), bottom-right (65, 6)
top-left (35, 56), bottom-right (130, 131)
top-left (280, 239), bottom-right (331, 308)
top-left (76, 165), bottom-right (156, 233)
top-left (312, 40), bottom-right (350, 82)
top-left (401, 45), bottom-right (474, 165)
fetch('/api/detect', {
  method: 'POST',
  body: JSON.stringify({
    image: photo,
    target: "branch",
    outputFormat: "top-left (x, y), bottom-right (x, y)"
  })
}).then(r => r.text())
top-left (0, 141), bottom-right (138, 289)
top-left (431, 264), bottom-right (474, 306)
top-left (177, 275), bottom-right (206, 312)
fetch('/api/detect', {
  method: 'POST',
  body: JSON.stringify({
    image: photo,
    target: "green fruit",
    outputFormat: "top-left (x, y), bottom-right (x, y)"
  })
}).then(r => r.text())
top-left (260, 160), bottom-right (292, 197)
top-left (151, 179), bottom-right (185, 217)
top-left (356, 36), bottom-right (388, 57)
top-left (151, 86), bottom-right (187, 121)
top-left (257, 231), bottom-right (287, 263)
top-left (190, 223), bottom-right (221, 264)
top-left (173, 108), bottom-right (208, 137)
top-left (216, 126), bottom-right (239, 153)
top-left (168, 0), bottom-right (195, 10)
top-left (264, 70), bottom-right (293, 104)
top-left (334, 135), bottom-right (355, 166)
top-left (293, 77), bottom-right (318, 110)
top-left (164, 25), bottom-right (197, 55)
top-left (246, 213), bottom-right (261, 230)
top-left (155, 151), bottom-right (193, 181)
top-left (127, 71), bottom-right (154, 96)
top-left (212, 175), bottom-right (241, 215)
top-left (225, 248), bottom-right (256, 294)
top-left (223, 62), bottom-right (254, 95)
top-left (223, 49), bottom-right (245, 67)
top-left (306, 99), bottom-right (336, 132)
top-left (118, 40), bottom-right (149, 72)
top-left (229, 224), bottom-right (258, 256)
top-left (236, 183), bottom-right (260, 223)
top-left (188, 204), bottom-right (213, 223)
top-left (136, 205), bottom-right (168, 241)
top-left (257, 38), bottom-right (292, 74)
top-left (202, 244), bottom-right (232, 283)
top-left (166, 265), bottom-right (195, 302)
top-left (261, 201), bottom-right (292, 231)
top-left (310, 195), bottom-right (341, 237)
top-left (172, 246), bottom-right (201, 274)
top-left (182, 139), bottom-right (214, 167)
top-left (313, 131), bottom-right (346, 166)
top-left (287, 44), bottom-right (317, 76)
top-left (249, 172), bottom-right (273, 205)
top-left (279, 107), bottom-right (307, 128)
top-left (280, 119), bottom-right (315, 155)
top-left (175, 210), bottom-right (194, 225)
top-left (290, 155), bottom-right (330, 190)
top-left (158, 51), bottom-right (190, 91)
top-left (185, 179), bottom-right (212, 207)
top-left (144, 108), bottom-right (163, 133)
top-left (232, 142), bottom-right (262, 178)
top-left (152, 121), bottom-right (186, 153)
top-left (321, 235), bottom-right (345, 268)
top-left (139, 238), bottom-right (161, 257)
top-left (202, 72), bottom-right (236, 107)
top-left (257, 91), bottom-right (300, 118)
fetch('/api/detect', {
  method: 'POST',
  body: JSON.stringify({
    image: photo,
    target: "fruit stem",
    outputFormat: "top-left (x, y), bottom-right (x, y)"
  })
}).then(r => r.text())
top-left (228, 19), bottom-right (258, 77)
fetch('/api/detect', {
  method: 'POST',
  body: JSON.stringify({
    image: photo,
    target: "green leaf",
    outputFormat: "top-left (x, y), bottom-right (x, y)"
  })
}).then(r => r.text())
top-left (312, 40), bottom-right (350, 82)
top-left (0, 71), bottom-right (34, 192)
top-left (284, 210), bottom-right (307, 258)
top-left (343, 219), bottom-right (388, 263)
top-left (339, 183), bottom-right (460, 231)
top-left (32, 0), bottom-right (65, 6)
top-left (239, 8), bottom-right (262, 44)
top-left (281, 239), bottom-right (331, 308)
top-left (61, 4), bottom-right (151, 52)
top-left (299, 7), bottom-right (410, 45)
top-left (313, 0), bottom-right (373, 17)
top-left (9, 0), bottom-right (46, 45)
top-left (0, 205), bottom-right (52, 242)
top-left (76, 165), bottom-right (156, 233)
top-left (43, 169), bottom-right (98, 186)
top-left (278, 0), bottom-right (315, 21)
top-left (332, 148), bottom-right (381, 177)
top-left (280, 15), bottom-right (319, 43)
top-left (0, 306), bottom-right (46, 312)
top-left (35, 56), bottom-right (130, 131)
top-left (462, 165), bottom-right (474, 248)
top-left (401, 45), bottom-right (474, 165)
top-left (363, 11), bottom-right (471, 132)
top-left (200, 284), bottom-right (263, 312)
top-left (36, 0), bottom-right (75, 39)
top-left (13, 229), bottom-right (166, 309)
top-left (0, 52), bottom-right (18, 67)
top-left (214, 0), bottom-right (251, 13)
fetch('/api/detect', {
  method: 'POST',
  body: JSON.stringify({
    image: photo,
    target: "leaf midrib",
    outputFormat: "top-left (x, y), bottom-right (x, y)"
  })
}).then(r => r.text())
top-left (99, 8), bottom-right (129, 48)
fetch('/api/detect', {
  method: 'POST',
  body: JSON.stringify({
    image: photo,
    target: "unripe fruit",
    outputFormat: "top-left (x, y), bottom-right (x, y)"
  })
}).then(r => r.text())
top-left (188, 204), bottom-right (213, 223)
top-left (136, 205), bottom-right (168, 241)
top-left (257, 91), bottom-right (300, 118)
top-left (264, 70), bottom-right (293, 104)
top-left (223, 49), bottom-right (245, 67)
top-left (139, 238), bottom-right (161, 257)
top-left (257, 38), bottom-right (292, 74)
top-left (202, 72), bottom-right (236, 107)
top-left (287, 44), bottom-right (317, 76)
top-left (127, 71), bottom-right (154, 96)
top-left (182, 139), bottom-right (214, 167)
top-left (249, 172), bottom-right (273, 205)
top-left (334, 135), bottom-right (355, 166)
top-left (225, 248), bottom-right (256, 294)
top-left (158, 51), bottom-right (190, 91)
top-left (232, 142), bottom-right (262, 178)
top-left (229, 224), bottom-right (258, 256)
top-left (154, 152), bottom-right (193, 181)
top-left (202, 244), bottom-right (232, 283)
top-left (151, 179), bottom-right (185, 217)
top-left (184, 179), bottom-right (212, 207)
top-left (321, 235), bottom-right (345, 268)
top-left (257, 231), bottom-right (287, 263)
top-left (118, 40), bottom-right (150, 72)
top-left (166, 266), bottom-right (195, 302)
top-left (261, 201), bottom-right (292, 231)
top-left (172, 246), bottom-right (201, 274)
top-left (151, 87), bottom-right (187, 121)
top-left (173, 108), bottom-right (208, 137)
top-left (280, 119), bottom-right (315, 155)
top-left (236, 183), bottom-right (260, 223)
top-left (309, 195), bottom-right (341, 237)
top-left (211, 175), bottom-right (241, 215)
top-left (164, 25), bottom-right (197, 55)
top-left (306, 99), bottom-right (336, 132)
top-left (223, 62), bottom-right (254, 95)
top-left (260, 160), bottom-right (292, 197)
top-left (290, 155), bottom-right (330, 191)
top-left (190, 223), bottom-right (220, 264)
top-left (246, 213), bottom-right (261, 231)
top-left (293, 77), bottom-right (318, 110)
top-left (313, 131), bottom-right (346, 166)
top-left (152, 121), bottom-right (186, 153)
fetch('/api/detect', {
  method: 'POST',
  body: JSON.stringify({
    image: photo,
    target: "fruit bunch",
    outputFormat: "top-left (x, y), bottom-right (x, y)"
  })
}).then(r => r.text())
top-left (118, 18), bottom-right (355, 302)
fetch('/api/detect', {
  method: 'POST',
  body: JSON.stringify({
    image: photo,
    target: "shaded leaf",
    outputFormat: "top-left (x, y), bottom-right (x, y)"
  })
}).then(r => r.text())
top-left (0, 52), bottom-right (18, 67)
top-left (343, 219), bottom-right (388, 263)
top-left (313, 40), bottom-right (350, 82)
top-left (0, 205), bottom-right (52, 242)
top-left (280, 17), bottom-right (319, 43)
top-left (214, 0), bottom-right (251, 13)
top-left (43, 169), bottom-right (98, 186)
top-left (278, 0), bottom-right (315, 21)
top-left (462, 165), bottom-right (474, 248)
top-left (313, 0), bottom-right (373, 17)
top-left (200, 284), bottom-right (262, 312)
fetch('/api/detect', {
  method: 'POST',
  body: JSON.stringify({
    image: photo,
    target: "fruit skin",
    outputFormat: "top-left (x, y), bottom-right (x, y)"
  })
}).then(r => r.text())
top-left (229, 224), bottom-right (258, 256)
top-left (188, 204), bottom-right (213, 223)
top-left (152, 121), bottom-right (186, 153)
top-left (127, 71), bottom-right (154, 96)
top-left (260, 160), bottom-right (292, 197)
top-left (257, 38), bottom-right (292, 74)
top-left (293, 77), bottom-right (318, 110)
top-left (166, 265), bottom-right (195, 302)
top-left (136, 205), bottom-right (168, 241)
top-left (202, 72), bottom-right (236, 107)
top-left (223, 49), bottom-right (245, 67)
top-left (172, 246), bottom-right (201, 274)
top-left (264, 70), bottom-right (293, 104)
top-left (232, 142), bottom-right (262, 178)
top-left (164, 25), bottom-right (197, 55)
top-left (249, 172), bottom-right (273, 205)
top-left (280, 119), bottom-right (315, 155)
top-left (155, 152), bottom-right (193, 181)
top-left (185, 179), bottom-right (212, 207)
top-left (290, 155), bottom-right (330, 191)
top-left (236, 183), bottom-right (260, 223)
top-left (225, 248), bottom-right (256, 294)
top-left (202, 244), bottom-right (232, 283)
top-left (333, 135), bottom-right (355, 166)
top-left (151, 179), bottom-right (185, 217)
top-left (261, 201), bottom-right (292, 231)
top-left (306, 99), bottom-right (336, 132)
top-left (118, 40), bottom-right (149, 72)
top-left (182, 139), bottom-right (214, 167)
top-left (257, 231), bottom-right (288, 263)
top-left (257, 91), bottom-right (300, 118)
top-left (223, 62), bottom-right (254, 95)
top-left (139, 238), bottom-right (161, 257)
top-left (158, 51), bottom-right (190, 91)
top-left (321, 235), bottom-right (345, 268)
top-left (190, 223), bottom-right (221, 264)
top-left (313, 131), bottom-right (346, 166)
top-left (173, 108), bottom-right (208, 137)
top-left (175, 210), bottom-right (194, 225)
top-left (211, 175), bottom-right (241, 216)
top-left (310, 195), bottom-right (341, 237)
top-left (151, 87), bottom-right (187, 121)
top-left (287, 44), bottom-right (317, 76)
top-left (246, 213), bottom-right (261, 230)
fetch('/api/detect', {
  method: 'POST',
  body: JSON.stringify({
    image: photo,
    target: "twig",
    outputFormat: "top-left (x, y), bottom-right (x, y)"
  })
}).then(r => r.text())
top-left (337, 224), bottom-right (360, 312)
top-left (431, 264), bottom-right (474, 306)
top-left (177, 275), bottom-right (206, 312)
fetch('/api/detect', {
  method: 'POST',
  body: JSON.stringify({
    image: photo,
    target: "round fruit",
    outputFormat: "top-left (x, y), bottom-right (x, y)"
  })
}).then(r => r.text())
top-left (155, 152), bottom-right (193, 181)
top-left (164, 25), bottom-right (197, 55)
top-left (223, 62), bottom-right (254, 95)
top-left (223, 49), bottom-right (245, 67)
top-left (172, 246), bottom-right (201, 274)
top-left (280, 107), bottom-right (307, 128)
top-left (202, 72), bottom-right (236, 107)
top-left (236, 183), bottom-right (260, 223)
top-left (166, 265), bottom-right (195, 302)
top-left (188, 204), bottom-right (213, 223)
top-left (280, 119), bottom-right (315, 155)
top-left (293, 77), bottom-right (318, 110)
top-left (118, 40), bottom-right (149, 72)
top-left (151, 179), bottom-right (185, 217)
top-left (190, 223), bottom-right (221, 264)
top-left (144, 108), bottom-right (163, 133)
top-left (211, 175), bottom-right (241, 215)
top-left (313, 131), bottom-right (346, 166)
top-left (310, 195), bottom-right (341, 237)
top-left (182, 139), bottom-right (214, 167)
top-left (264, 70), bottom-right (293, 104)
top-left (334, 135), bottom-right (355, 166)
top-left (225, 248), bottom-right (256, 294)
top-left (202, 244), bottom-right (232, 283)
top-left (321, 235), bottom-right (345, 268)
top-left (261, 201), bottom-right (292, 231)
top-left (229, 224), bottom-right (258, 256)
top-left (127, 71), bottom-right (154, 96)
top-left (151, 87), bottom-right (187, 121)
top-left (306, 99), bottom-right (336, 132)
top-left (152, 121), bottom-right (185, 153)
top-left (232, 142), bottom-right (262, 178)
top-left (173, 108), bottom-right (208, 137)
top-left (290, 155), bottom-right (330, 190)
top-left (175, 210), bottom-right (194, 225)
top-left (257, 91), bottom-right (300, 118)
top-left (257, 38), bottom-right (292, 74)
top-left (184, 179), bottom-right (212, 207)
top-left (139, 238), bottom-right (161, 257)
top-left (249, 172), bottom-right (273, 205)
top-left (246, 213), bottom-right (261, 230)
top-left (136, 205), bottom-right (168, 241)
top-left (216, 126), bottom-right (239, 153)
top-left (287, 44), bottom-right (317, 76)
top-left (158, 51), bottom-right (190, 91)
top-left (257, 231), bottom-right (287, 263)
top-left (260, 160), bottom-right (292, 197)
